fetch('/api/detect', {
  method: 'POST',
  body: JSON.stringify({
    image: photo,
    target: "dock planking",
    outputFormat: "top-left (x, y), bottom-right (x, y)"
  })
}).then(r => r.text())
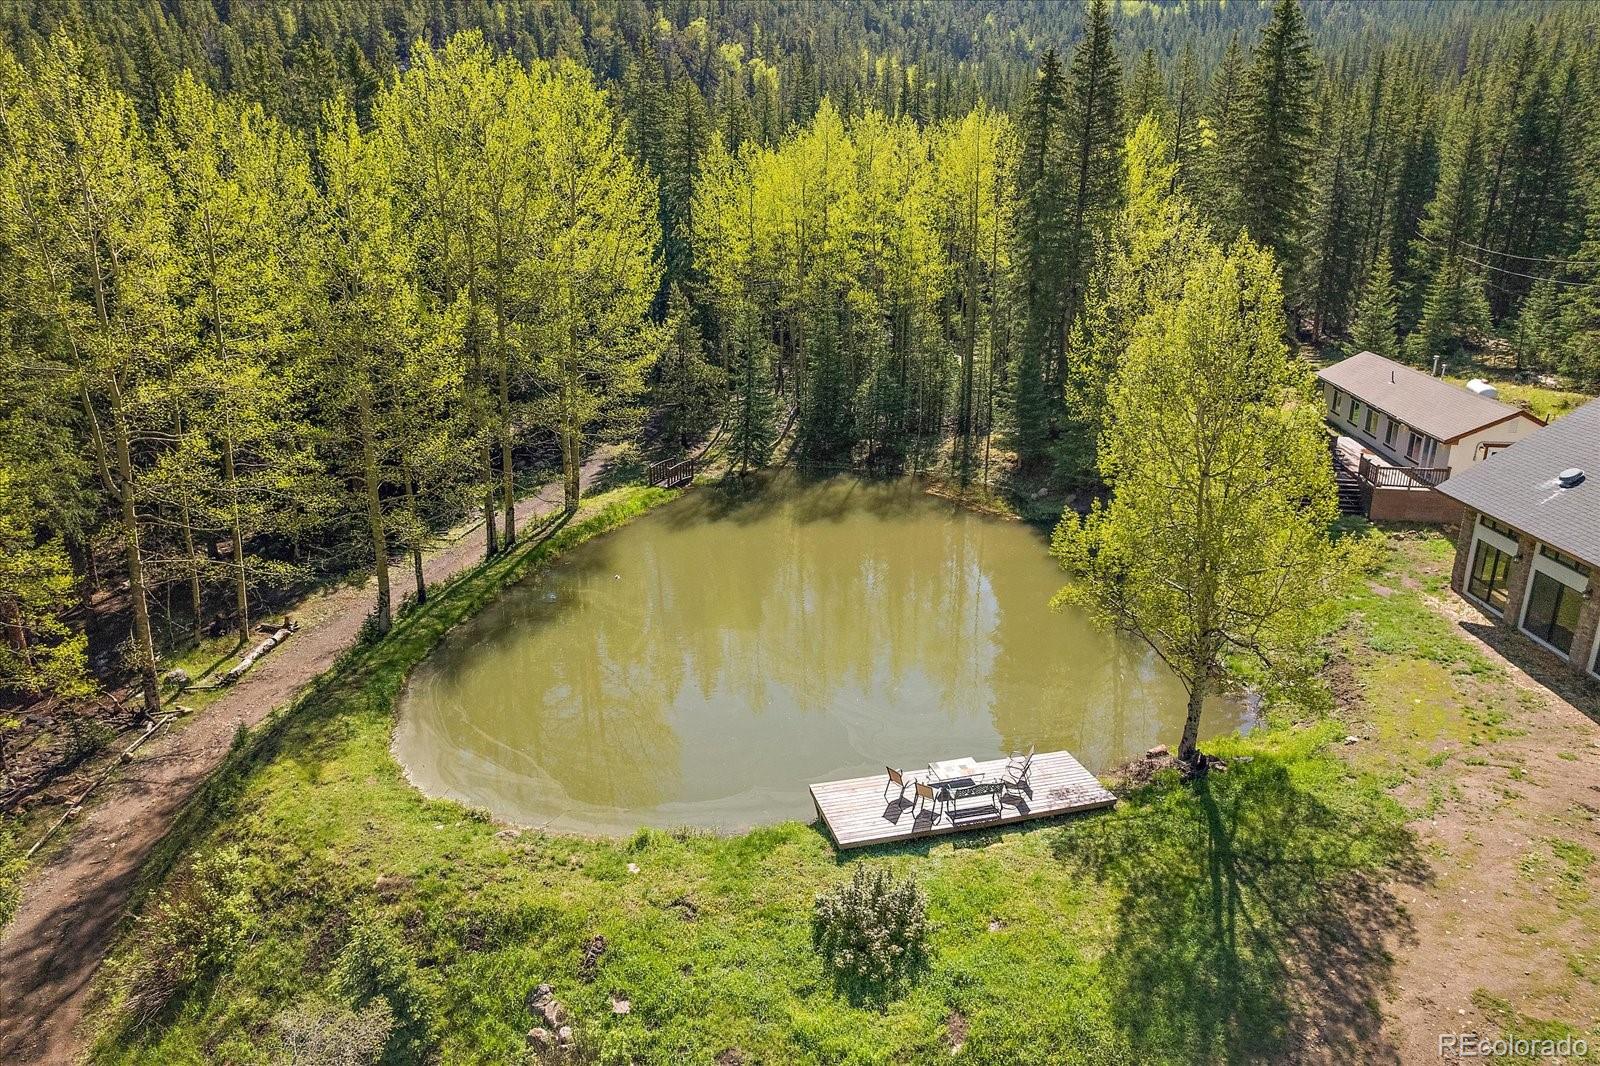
top-left (810, 750), bottom-right (1116, 849)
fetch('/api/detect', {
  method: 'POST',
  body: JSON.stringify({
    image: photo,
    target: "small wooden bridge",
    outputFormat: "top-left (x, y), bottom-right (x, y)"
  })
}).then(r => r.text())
top-left (810, 750), bottom-right (1115, 849)
top-left (646, 456), bottom-right (696, 488)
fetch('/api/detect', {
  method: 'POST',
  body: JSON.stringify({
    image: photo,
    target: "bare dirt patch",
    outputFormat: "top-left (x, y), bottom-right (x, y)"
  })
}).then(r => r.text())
top-left (1349, 548), bottom-right (1600, 1059)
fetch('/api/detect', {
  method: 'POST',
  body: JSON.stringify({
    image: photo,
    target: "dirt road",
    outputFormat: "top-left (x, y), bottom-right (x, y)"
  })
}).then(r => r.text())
top-left (0, 460), bottom-right (609, 1065)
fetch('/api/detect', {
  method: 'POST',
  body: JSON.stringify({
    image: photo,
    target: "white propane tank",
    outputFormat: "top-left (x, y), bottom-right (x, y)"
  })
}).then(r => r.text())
top-left (1466, 378), bottom-right (1499, 399)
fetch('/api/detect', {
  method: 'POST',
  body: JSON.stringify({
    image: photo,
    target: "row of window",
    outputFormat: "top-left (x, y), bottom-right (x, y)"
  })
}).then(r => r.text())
top-left (1467, 526), bottom-right (1598, 676)
top-left (1329, 387), bottom-right (1439, 466)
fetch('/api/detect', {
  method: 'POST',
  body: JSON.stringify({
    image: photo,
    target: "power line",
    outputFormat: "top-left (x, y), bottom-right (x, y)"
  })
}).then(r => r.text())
top-left (1457, 239), bottom-right (1594, 269)
top-left (1458, 252), bottom-right (1600, 289)
top-left (1414, 233), bottom-right (1600, 289)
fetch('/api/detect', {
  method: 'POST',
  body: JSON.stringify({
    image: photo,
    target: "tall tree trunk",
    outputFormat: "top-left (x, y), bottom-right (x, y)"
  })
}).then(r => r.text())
top-left (222, 434), bottom-right (249, 644)
top-left (1177, 674), bottom-right (1207, 765)
top-left (177, 488), bottom-right (203, 643)
top-left (495, 229), bottom-right (516, 548)
top-left (403, 466), bottom-right (426, 605)
top-left (482, 440), bottom-right (498, 557)
top-left (356, 383), bottom-right (391, 635)
top-left (561, 423), bottom-right (581, 513)
top-left (108, 387), bottom-right (160, 713)
top-left (500, 360), bottom-right (515, 547)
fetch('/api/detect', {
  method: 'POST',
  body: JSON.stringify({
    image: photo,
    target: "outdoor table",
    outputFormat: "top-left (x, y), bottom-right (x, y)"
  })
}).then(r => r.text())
top-left (928, 756), bottom-right (981, 784)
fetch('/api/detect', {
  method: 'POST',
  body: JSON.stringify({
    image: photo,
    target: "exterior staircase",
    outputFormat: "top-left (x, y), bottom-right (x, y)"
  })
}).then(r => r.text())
top-left (1330, 441), bottom-right (1365, 516)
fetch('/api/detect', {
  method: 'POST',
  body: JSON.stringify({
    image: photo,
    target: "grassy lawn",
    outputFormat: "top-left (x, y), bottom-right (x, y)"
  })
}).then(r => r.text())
top-left (1441, 375), bottom-right (1593, 423)
top-left (81, 496), bottom-right (1600, 1064)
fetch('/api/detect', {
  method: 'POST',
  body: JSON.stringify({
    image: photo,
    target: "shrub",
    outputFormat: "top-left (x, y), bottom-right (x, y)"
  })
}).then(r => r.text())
top-left (337, 912), bottom-right (432, 1059)
top-left (112, 845), bottom-right (259, 1028)
top-left (270, 996), bottom-right (393, 1066)
top-left (812, 865), bottom-right (928, 990)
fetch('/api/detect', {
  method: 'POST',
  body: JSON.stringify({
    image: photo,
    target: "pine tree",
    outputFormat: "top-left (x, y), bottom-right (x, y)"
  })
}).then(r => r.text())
top-left (1169, 41), bottom-right (1203, 192)
top-left (1200, 32), bottom-right (1249, 236)
top-left (1350, 256), bottom-right (1400, 357)
top-left (1406, 81), bottom-right (1492, 367)
top-left (1235, 0), bottom-right (1317, 291)
top-left (726, 304), bottom-right (779, 475)
top-left (653, 285), bottom-right (721, 449)
top-left (1060, 0), bottom-right (1124, 359)
top-left (1128, 47), bottom-right (1166, 125)
top-left (1010, 48), bottom-right (1069, 470)
top-left (1305, 88), bottom-right (1362, 337)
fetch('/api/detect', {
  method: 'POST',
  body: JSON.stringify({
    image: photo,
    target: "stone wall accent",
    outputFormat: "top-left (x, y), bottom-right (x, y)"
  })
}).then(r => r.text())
top-left (1500, 531), bottom-right (1538, 636)
top-left (1450, 508), bottom-right (1478, 594)
top-left (1571, 590), bottom-right (1600, 678)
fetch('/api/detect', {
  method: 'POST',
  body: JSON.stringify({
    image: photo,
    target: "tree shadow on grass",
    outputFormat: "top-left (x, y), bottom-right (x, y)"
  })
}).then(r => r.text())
top-left (590, 448), bottom-right (646, 494)
top-left (1053, 757), bottom-right (1428, 1064)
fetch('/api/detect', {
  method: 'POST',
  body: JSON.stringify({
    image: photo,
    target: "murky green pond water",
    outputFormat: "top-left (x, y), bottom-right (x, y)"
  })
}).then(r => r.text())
top-left (393, 475), bottom-right (1246, 834)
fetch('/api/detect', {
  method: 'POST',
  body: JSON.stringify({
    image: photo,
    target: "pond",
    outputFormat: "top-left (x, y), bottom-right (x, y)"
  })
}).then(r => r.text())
top-left (393, 475), bottom-right (1248, 835)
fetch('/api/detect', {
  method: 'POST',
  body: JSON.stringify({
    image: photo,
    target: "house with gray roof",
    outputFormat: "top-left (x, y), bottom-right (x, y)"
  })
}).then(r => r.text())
top-left (1435, 400), bottom-right (1600, 680)
top-left (1316, 351), bottom-right (1546, 521)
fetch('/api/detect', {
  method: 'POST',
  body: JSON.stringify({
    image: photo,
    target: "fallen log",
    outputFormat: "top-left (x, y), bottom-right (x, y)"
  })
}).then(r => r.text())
top-left (220, 626), bottom-right (293, 686)
top-left (25, 712), bottom-right (175, 859)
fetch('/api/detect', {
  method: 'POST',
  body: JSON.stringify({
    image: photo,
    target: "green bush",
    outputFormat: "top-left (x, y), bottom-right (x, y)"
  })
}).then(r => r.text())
top-left (812, 865), bottom-right (928, 990)
top-left (111, 845), bottom-right (259, 1029)
top-left (337, 913), bottom-right (432, 1060)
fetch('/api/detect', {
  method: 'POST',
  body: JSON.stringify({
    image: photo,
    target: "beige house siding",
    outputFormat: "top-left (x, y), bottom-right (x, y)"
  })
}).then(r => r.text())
top-left (1448, 416), bottom-right (1542, 469)
top-left (1322, 381), bottom-right (1540, 474)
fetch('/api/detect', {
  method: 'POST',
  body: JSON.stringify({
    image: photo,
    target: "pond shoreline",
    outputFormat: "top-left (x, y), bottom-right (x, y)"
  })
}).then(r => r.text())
top-left (391, 472), bottom-right (1244, 836)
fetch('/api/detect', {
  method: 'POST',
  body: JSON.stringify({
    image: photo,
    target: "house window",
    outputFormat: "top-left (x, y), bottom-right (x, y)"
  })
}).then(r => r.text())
top-left (1331, 388), bottom-right (1344, 414)
top-left (1363, 407), bottom-right (1377, 434)
top-left (1349, 399), bottom-right (1364, 426)
top-left (1479, 516), bottom-right (1517, 539)
top-left (1538, 545), bottom-right (1592, 577)
top-left (1384, 419), bottom-right (1399, 448)
top-left (1467, 540), bottom-right (1513, 614)
top-left (1522, 570), bottom-right (1584, 657)
top-left (1406, 431), bottom-right (1438, 466)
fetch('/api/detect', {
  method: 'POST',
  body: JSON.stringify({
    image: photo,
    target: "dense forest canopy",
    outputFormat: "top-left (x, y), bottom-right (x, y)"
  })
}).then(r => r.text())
top-left (4, 0), bottom-right (1600, 728)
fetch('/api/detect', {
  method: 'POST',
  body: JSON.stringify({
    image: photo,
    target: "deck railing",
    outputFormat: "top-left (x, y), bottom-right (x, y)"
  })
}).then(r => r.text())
top-left (1357, 456), bottom-right (1450, 489)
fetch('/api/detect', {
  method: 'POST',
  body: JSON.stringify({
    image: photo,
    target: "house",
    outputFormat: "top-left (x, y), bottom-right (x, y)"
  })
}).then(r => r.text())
top-left (1435, 400), bottom-right (1600, 681)
top-left (1316, 351), bottom-right (1545, 521)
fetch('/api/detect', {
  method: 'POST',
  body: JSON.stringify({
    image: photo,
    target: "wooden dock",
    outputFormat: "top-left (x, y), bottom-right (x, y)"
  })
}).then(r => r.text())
top-left (810, 750), bottom-right (1116, 849)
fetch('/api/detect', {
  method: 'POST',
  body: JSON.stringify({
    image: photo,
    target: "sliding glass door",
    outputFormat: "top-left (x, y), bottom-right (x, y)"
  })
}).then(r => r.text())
top-left (1467, 540), bottom-right (1513, 613)
top-left (1522, 570), bottom-right (1583, 656)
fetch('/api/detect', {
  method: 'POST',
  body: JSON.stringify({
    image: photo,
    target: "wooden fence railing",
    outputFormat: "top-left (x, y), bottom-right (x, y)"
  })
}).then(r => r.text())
top-left (1357, 456), bottom-right (1450, 489)
top-left (646, 456), bottom-right (696, 488)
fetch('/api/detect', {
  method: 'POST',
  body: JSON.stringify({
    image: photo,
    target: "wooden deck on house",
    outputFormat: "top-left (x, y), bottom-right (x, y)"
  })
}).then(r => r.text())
top-left (810, 750), bottom-right (1116, 849)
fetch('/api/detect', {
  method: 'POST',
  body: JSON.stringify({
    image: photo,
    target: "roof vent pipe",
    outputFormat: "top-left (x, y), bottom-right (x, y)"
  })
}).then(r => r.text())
top-left (1558, 468), bottom-right (1586, 489)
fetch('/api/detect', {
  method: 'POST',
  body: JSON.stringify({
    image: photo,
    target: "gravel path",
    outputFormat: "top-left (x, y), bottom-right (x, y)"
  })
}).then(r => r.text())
top-left (0, 458), bottom-right (610, 1065)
